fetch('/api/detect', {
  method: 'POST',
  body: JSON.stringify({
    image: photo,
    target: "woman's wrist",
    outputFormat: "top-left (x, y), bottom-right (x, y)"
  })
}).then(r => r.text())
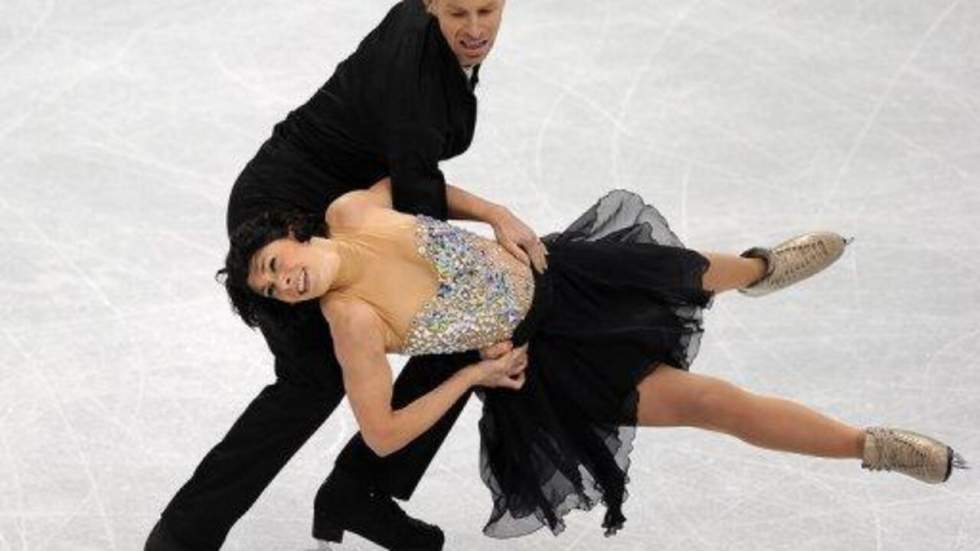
top-left (446, 184), bottom-right (506, 224)
top-left (459, 364), bottom-right (484, 388)
top-left (483, 204), bottom-right (509, 225)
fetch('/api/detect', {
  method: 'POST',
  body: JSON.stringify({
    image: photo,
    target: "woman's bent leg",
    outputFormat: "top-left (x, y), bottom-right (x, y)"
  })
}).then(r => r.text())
top-left (699, 252), bottom-right (765, 294)
top-left (636, 365), bottom-right (864, 459)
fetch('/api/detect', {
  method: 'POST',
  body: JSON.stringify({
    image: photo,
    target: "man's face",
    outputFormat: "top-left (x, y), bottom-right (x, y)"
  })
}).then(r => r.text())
top-left (429, 0), bottom-right (506, 67)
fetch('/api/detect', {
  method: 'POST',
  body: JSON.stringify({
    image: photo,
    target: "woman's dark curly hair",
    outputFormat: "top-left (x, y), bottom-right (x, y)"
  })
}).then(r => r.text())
top-left (217, 210), bottom-right (328, 330)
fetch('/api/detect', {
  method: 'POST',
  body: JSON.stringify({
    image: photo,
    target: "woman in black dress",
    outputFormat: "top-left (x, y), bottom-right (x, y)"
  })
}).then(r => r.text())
top-left (220, 179), bottom-right (967, 539)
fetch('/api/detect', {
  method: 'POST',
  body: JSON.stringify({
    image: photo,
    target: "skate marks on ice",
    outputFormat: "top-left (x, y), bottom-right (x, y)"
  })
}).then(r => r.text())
top-left (1, 0), bottom-right (979, 549)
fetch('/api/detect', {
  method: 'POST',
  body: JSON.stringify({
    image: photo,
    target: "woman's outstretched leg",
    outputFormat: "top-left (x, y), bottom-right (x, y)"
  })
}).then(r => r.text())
top-left (635, 365), bottom-right (864, 458)
top-left (699, 253), bottom-right (766, 294)
top-left (634, 365), bottom-right (965, 483)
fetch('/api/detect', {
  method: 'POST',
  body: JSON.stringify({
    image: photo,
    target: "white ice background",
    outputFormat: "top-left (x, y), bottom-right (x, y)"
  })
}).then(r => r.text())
top-left (1, 1), bottom-right (979, 549)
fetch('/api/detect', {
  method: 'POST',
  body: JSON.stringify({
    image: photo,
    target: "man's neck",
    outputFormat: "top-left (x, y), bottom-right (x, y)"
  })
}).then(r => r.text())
top-left (461, 64), bottom-right (480, 89)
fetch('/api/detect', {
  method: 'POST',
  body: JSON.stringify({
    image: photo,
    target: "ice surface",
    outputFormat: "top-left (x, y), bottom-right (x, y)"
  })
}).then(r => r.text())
top-left (1, 0), bottom-right (978, 549)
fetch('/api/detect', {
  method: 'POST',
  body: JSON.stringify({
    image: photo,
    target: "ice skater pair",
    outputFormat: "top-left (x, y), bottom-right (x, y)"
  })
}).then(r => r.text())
top-left (221, 181), bottom-right (968, 538)
top-left (148, 1), bottom-right (966, 548)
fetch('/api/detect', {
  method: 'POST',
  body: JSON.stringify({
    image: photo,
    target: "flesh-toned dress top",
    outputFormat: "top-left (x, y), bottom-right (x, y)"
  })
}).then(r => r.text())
top-left (328, 211), bottom-right (534, 355)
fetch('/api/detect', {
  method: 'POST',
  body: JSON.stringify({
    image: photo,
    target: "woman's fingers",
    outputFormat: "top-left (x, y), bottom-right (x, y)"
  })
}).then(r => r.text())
top-left (496, 370), bottom-right (526, 390)
top-left (508, 344), bottom-right (529, 375)
top-left (521, 238), bottom-right (548, 274)
top-left (509, 219), bottom-right (546, 273)
top-left (480, 340), bottom-right (513, 360)
top-left (488, 351), bottom-right (515, 376)
top-left (476, 347), bottom-right (529, 390)
top-left (491, 209), bottom-right (546, 272)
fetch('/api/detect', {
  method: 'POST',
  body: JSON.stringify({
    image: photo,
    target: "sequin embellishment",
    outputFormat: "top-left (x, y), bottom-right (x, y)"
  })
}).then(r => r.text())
top-left (400, 215), bottom-right (534, 355)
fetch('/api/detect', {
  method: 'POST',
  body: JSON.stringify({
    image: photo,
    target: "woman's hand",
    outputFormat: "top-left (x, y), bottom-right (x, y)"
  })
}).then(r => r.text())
top-left (488, 206), bottom-right (548, 274)
top-left (469, 342), bottom-right (529, 390)
top-left (479, 340), bottom-right (513, 360)
top-left (480, 340), bottom-right (528, 372)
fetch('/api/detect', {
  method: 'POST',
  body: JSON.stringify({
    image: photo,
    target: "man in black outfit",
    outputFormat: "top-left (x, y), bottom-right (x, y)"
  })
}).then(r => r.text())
top-left (146, 1), bottom-right (546, 549)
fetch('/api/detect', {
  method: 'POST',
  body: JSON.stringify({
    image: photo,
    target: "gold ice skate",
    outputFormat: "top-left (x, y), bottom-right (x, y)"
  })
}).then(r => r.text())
top-left (861, 426), bottom-right (968, 484)
top-left (739, 232), bottom-right (850, 297)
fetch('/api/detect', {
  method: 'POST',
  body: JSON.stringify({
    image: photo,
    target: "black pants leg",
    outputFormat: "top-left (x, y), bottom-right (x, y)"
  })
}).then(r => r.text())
top-left (159, 377), bottom-right (343, 549)
top-left (334, 350), bottom-right (477, 500)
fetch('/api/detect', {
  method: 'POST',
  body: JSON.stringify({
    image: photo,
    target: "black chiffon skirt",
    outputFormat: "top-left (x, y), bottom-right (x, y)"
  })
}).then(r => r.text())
top-left (478, 190), bottom-right (714, 538)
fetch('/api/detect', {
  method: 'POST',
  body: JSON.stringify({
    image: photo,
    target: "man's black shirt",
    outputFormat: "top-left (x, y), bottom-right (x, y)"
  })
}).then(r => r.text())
top-left (225, 0), bottom-right (482, 381)
top-left (227, 0), bottom-right (479, 234)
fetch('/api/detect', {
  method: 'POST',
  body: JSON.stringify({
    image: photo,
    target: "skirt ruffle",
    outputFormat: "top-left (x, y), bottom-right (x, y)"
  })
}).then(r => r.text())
top-left (478, 190), bottom-right (714, 538)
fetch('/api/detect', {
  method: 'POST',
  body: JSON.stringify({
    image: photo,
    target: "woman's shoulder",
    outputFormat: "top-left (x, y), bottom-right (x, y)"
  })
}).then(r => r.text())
top-left (326, 190), bottom-right (369, 227)
top-left (327, 192), bottom-right (415, 232)
top-left (320, 293), bottom-right (402, 360)
top-left (322, 286), bottom-right (410, 354)
top-left (320, 293), bottom-right (383, 336)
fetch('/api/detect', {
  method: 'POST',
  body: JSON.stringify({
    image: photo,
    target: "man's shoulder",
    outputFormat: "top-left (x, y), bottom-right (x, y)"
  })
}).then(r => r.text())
top-left (365, 0), bottom-right (432, 47)
top-left (383, 0), bottom-right (430, 31)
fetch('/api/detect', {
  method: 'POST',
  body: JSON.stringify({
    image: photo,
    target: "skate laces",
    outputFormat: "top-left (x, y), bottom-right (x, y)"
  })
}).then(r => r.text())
top-left (863, 428), bottom-right (929, 474)
top-left (769, 241), bottom-right (829, 287)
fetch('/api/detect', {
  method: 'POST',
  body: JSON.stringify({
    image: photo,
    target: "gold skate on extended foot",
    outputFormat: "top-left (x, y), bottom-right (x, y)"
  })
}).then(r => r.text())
top-left (739, 232), bottom-right (849, 297)
top-left (861, 427), bottom-right (969, 484)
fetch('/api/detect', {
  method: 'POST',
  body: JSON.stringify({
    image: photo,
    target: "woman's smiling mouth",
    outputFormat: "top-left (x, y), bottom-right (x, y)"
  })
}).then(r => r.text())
top-left (298, 267), bottom-right (308, 295)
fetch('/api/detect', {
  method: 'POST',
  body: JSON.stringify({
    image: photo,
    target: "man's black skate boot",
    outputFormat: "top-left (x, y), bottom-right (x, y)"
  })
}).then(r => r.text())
top-left (313, 469), bottom-right (445, 550)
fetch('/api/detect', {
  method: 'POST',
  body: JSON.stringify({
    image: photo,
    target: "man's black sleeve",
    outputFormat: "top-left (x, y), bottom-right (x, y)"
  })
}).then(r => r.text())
top-left (379, 35), bottom-right (451, 221)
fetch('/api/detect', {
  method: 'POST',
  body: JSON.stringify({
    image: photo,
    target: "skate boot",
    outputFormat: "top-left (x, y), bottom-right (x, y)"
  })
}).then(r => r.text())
top-left (861, 427), bottom-right (969, 484)
top-left (313, 468), bottom-right (445, 550)
top-left (739, 231), bottom-right (850, 297)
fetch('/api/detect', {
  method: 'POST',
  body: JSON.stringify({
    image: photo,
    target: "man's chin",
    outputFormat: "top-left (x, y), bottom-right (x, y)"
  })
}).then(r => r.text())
top-left (456, 47), bottom-right (492, 67)
top-left (459, 53), bottom-right (488, 67)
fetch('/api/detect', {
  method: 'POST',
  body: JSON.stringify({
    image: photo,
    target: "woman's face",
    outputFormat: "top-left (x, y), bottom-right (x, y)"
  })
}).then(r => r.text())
top-left (247, 236), bottom-right (332, 304)
top-left (430, 0), bottom-right (506, 67)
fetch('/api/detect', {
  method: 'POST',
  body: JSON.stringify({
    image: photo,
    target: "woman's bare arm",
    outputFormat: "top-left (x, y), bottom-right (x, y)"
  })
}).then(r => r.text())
top-left (323, 297), bottom-right (523, 457)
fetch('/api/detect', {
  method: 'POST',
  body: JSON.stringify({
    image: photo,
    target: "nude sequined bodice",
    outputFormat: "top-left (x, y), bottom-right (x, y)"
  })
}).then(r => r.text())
top-left (401, 215), bottom-right (534, 355)
top-left (330, 214), bottom-right (534, 355)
